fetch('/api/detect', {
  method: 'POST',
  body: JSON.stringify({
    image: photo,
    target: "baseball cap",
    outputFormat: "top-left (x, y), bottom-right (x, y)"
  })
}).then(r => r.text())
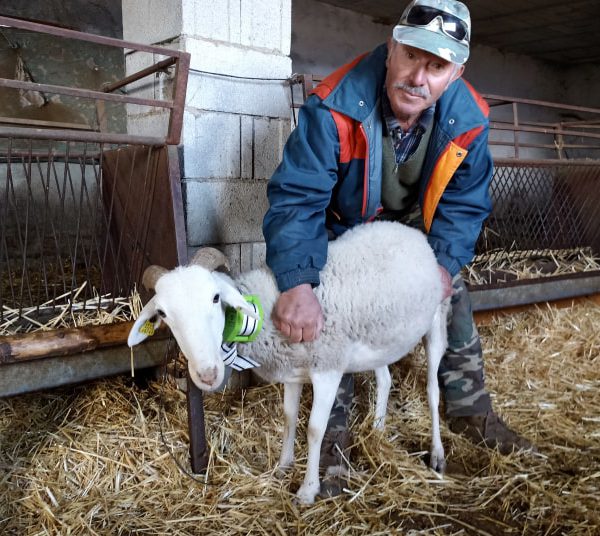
top-left (392, 0), bottom-right (471, 64)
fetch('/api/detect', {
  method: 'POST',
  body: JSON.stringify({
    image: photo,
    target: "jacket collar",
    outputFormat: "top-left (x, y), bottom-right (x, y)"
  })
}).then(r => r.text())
top-left (321, 44), bottom-right (388, 122)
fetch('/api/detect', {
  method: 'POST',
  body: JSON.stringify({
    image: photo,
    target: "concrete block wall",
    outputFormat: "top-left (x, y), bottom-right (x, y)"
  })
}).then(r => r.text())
top-left (122, 0), bottom-right (292, 273)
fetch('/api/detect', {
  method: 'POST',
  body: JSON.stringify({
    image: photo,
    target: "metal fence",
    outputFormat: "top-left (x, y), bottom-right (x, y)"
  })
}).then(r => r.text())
top-left (0, 136), bottom-right (186, 332)
top-left (0, 16), bottom-right (190, 333)
top-left (476, 159), bottom-right (600, 260)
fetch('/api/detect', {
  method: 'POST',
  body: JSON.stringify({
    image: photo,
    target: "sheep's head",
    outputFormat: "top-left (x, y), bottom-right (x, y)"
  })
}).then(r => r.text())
top-left (127, 249), bottom-right (259, 391)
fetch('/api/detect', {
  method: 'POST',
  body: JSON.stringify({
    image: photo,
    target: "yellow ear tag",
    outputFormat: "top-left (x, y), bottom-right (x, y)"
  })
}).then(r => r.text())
top-left (139, 320), bottom-right (155, 336)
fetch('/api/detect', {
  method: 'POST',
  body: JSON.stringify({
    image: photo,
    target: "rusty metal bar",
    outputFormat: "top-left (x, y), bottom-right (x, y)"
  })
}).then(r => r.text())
top-left (512, 102), bottom-right (520, 159)
top-left (470, 271), bottom-right (600, 311)
top-left (0, 126), bottom-right (165, 145)
top-left (168, 145), bottom-right (188, 265)
top-left (490, 122), bottom-right (600, 141)
top-left (489, 141), bottom-right (600, 150)
top-left (102, 57), bottom-right (177, 94)
top-left (0, 78), bottom-right (174, 109)
top-left (0, 116), bottom-right (92, 131)
top-left (0, 15), bottom-right (184, 58)
top-left (493, 157), bottom-right (600, 167)
top-left (482, 93), bottom-right (600, 115)
top-left (166, 52), bottom-right (190, 145)
top-left (0, 151), bottom-right (103, 160)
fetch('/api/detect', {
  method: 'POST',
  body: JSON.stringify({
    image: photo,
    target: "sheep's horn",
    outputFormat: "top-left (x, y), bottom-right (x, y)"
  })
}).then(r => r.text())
top-left (189, 247), bottom-right (230, 273)
top-left (142, 265), bottom-right (168, 290)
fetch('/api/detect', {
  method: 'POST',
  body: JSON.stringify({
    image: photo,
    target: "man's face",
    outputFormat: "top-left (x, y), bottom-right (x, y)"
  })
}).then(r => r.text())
top-left (385, 40), bottom-right (464, 125)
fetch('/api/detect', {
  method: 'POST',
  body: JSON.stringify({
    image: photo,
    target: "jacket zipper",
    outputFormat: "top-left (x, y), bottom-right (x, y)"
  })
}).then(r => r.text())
top-left (359, 123), bottom-right (369, 218)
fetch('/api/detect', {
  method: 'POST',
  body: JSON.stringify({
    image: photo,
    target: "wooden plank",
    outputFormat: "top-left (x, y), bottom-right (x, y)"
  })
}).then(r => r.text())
top-left (0, 338), bottom-right (169, 398)
top-left (0, 322), bottom-right (169, 364)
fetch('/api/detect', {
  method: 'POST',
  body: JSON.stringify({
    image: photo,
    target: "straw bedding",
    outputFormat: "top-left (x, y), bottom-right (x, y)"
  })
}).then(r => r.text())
top-left (1, 300), bottom-right (599, 535)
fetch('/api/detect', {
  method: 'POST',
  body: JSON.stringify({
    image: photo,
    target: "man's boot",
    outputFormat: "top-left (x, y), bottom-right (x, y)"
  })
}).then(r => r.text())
top-left (447, 410), bottom-right (537, 454)
top-left (318, 429), bottom-right (352, 498)
top-left (318, 373), bottom-right (354, 498)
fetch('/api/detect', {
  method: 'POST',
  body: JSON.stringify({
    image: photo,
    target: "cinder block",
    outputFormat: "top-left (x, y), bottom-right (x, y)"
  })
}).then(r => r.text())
top-left (185, 73), bottom-right (291, 119)
top-left (240, 0), bottom-right (291, 53)
top-left (182, 111), bottom-right (241, 178)
top-left (183, 37), bottom-right (291, 80)
top-left (222, 243), bottom-right (243, 276)
top-left (251, 117), bottom-right (289, 179)
top-left (122, 0), bottom-right (182, 44)
top-left (240, 242), bottom-right (267, 272)
top-left (182, 0), bottom-right (241, 43)
top-left (184, 179), bottom-right (269, 245)
top-left (127, 111), bottom-right (170, 138)
top-left (240, 116), bottom-right (254, 179)
top-left (239, 116), bottom-right (289, 180)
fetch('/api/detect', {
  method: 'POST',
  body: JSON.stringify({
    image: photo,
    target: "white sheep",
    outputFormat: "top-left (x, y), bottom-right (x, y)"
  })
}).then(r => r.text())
top-left (128, 221), bottom-right (450, 504)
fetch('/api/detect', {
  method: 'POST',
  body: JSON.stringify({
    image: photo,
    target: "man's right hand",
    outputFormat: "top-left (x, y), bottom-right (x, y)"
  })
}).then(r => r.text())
top-left (271, 283), bottom-right (324, 343)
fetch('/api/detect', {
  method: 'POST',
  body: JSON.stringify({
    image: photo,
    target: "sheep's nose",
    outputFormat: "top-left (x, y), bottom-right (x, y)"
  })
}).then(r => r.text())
top-left (199, 366), bottom-right (218, 386)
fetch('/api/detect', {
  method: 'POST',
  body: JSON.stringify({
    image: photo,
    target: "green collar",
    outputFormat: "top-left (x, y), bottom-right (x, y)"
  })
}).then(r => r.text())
top-left (222, 294), bottom-right (264, 343)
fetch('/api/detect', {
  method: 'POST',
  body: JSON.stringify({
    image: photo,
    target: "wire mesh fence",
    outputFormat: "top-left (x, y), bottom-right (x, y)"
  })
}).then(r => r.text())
top-left (0, 135), bottom-right (183, 333)
top-left (470, 159), bottom-right (600, 285)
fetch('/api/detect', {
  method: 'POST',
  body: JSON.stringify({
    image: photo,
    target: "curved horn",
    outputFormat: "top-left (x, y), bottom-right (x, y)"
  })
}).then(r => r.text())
top-left (189, 247), bottom-right (230, 273)
top-left (142, 265), bottom-right (168, 291)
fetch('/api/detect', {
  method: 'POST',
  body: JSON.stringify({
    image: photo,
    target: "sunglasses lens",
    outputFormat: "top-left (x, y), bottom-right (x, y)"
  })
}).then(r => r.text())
top-left (406, 5), bottom-right (468, 41)
top-left (406, 5), bottom-right (439, 25)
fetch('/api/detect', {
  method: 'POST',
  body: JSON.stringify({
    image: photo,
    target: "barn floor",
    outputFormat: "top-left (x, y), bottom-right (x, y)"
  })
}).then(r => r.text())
top-left (1, 301), bottom-right (599, 535)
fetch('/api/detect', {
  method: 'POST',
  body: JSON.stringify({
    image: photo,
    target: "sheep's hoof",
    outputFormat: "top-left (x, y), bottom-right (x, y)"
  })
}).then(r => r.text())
top-left (295, 483), bottom-right (318, 505)
top-left (373, 417), bottom-right (386, 431)
top-left (274, 463), bottom-right (293, 478)
top-left (429, 452), bottom-right (446, 474)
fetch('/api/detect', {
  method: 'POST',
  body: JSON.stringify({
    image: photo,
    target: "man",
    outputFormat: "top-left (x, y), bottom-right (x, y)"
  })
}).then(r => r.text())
top-left (263, 0), bottom-right (534, 496)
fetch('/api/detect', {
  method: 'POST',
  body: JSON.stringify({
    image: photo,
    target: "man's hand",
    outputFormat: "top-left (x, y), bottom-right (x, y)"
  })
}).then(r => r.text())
top-left (272, 284), bottom-right (324, 343)
top-left (439, 265), bottom-right (453, 300)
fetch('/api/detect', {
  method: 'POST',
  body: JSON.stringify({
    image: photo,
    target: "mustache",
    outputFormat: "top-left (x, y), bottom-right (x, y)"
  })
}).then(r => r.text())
top-left (392, 82), bottom-right (430, 99)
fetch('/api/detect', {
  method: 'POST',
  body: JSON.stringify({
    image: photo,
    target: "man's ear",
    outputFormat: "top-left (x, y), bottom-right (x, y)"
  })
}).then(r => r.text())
top-left (128, 297), bottom-right (163, 346)
top-left (386, 37), bottom-right (395, 67)
top-left (452, 64), bottom-right (465, 82)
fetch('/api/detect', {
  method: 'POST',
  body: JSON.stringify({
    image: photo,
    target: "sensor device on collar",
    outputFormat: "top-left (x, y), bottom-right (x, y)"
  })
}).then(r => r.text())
top-left (222, 294), bottom-right (264, 343)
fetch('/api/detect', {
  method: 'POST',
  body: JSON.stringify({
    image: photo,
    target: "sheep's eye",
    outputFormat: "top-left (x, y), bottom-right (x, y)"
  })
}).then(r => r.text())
top-left (157, 309), bottom-right (166, 318)
top-left (213, 293), bottom-right (220, 304)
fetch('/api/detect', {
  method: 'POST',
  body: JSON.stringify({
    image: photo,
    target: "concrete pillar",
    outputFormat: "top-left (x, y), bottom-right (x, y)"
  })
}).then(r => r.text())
top-left (122, 0), bottom-right (292, 272)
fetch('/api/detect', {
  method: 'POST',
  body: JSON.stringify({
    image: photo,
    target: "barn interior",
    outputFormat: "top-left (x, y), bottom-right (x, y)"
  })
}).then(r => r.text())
top-left (0, 1), bottom-right (599, 534)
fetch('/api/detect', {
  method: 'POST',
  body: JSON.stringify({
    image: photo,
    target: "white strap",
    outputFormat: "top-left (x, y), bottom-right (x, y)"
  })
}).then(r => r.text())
top-left (220, 342), bottom-right (260, 371)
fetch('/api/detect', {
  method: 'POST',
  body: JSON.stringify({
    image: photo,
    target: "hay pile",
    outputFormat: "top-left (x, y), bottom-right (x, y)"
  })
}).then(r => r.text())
top-left (1, 301), bottom-right (599, 535)
top-left (464, 247), bottom-right (600, 286)
top-left (0, 284), bottom-right (141, 335)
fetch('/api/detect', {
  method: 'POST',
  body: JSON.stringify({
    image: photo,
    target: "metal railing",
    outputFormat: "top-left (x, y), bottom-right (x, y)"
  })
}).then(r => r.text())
top-left (0, 15), bottom-right (190, 145)
top-left (293, 74), bottom-right (600, 160)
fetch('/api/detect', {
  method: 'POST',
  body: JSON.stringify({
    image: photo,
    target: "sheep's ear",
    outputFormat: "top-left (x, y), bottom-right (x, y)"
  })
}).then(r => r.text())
top-left (128, 297), bottom-right (163, 346)
top-left (216, 279), bottom-right (260, 319)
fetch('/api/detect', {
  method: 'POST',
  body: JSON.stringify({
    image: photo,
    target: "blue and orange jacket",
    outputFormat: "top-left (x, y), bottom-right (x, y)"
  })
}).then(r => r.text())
top-left (263, 44), bottom-right (493, 292)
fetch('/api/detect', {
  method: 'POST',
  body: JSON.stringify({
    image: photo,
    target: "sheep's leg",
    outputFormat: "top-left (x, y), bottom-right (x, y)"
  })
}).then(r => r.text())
top-left (279, 382), bottom-right (302, 469)
top-left (373, 366), bottom-right (392, 430)
top-left (296, 370), bottom-right (343, 505)
top-left (424, 299), bottom-right (450, 474)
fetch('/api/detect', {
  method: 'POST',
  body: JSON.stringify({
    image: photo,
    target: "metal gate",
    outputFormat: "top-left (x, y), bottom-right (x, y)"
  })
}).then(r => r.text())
top-left (0, 16), bottom-right (189, 394)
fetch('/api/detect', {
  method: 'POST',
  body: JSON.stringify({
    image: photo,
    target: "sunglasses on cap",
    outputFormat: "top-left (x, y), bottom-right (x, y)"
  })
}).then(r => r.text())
top-left (405, 5), bottom-right (469, 42)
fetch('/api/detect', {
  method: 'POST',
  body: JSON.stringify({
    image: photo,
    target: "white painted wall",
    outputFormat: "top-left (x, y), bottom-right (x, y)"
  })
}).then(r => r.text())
top-left (122, 0), bottom-right (292, 272)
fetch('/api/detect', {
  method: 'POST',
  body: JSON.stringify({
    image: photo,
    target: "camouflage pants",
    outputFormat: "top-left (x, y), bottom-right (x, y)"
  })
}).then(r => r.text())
top-left (327, 274), bottom-right (492, 432)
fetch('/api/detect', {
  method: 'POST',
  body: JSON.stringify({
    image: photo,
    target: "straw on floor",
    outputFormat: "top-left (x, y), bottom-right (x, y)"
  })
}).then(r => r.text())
top-left (1, 300), bottom-right (599, 535)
